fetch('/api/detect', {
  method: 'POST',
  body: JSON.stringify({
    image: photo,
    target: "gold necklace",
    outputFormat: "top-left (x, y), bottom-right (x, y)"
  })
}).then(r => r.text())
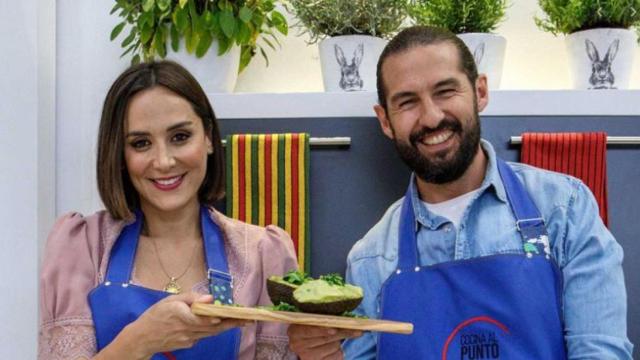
top-left (150, 235), bottom-right (199, 294)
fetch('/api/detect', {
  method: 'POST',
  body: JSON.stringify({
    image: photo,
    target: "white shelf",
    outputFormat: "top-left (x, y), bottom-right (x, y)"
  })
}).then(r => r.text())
top-left (209, 90), bottom-right (640, 119)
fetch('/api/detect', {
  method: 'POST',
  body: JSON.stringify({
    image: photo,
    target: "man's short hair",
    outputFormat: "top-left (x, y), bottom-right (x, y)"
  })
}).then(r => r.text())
top-left (376, 26), bottom-right (479, 109)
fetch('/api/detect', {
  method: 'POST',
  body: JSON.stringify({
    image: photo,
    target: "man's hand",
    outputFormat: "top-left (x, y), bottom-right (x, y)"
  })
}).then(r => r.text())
top-left (287, 324), bottom-right (362, 360)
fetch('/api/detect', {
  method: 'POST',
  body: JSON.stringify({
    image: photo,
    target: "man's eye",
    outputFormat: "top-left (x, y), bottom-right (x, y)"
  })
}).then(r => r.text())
top-left (172, 132), bottom-right (191, 143)
top-left (398, 99), bottom-right (416, 108)
top-left (438, 89), bottom-right (455, 97)
top-left (130, 139), bottom-right (150, 149)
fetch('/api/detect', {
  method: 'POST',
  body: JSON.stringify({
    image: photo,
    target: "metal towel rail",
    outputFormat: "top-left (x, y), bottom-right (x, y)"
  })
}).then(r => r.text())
top-left (510, 136), bottom-right (640, 145)
top-left (222, 136), bottom-right (351, 147)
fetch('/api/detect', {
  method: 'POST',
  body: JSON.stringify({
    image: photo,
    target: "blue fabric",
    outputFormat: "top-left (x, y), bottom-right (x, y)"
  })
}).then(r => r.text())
top-left (343, 140), bottom-right (632, 359)
top-left (377, 157), bottom-right (565, 359)
top-left (88, 207), bottom-right (240, 359)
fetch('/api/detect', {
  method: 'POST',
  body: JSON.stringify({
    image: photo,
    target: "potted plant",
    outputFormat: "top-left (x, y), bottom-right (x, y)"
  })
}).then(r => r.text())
top-left (536, 0), bottom-right (640, 89)
top-left (408, 0), bottom-right (509, 90)
top-left (285, 0), bottom-right (408, 92)
top-left (110, 0), bottom-right (288, 93)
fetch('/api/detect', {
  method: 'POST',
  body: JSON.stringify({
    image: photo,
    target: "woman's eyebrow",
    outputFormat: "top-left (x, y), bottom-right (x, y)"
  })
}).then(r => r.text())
top-left (126, 120), bottom-right (193, 138)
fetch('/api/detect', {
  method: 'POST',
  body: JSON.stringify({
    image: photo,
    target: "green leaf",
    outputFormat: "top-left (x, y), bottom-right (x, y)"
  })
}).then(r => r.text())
top-left (142, 0), bottom-right (155, 12)
top-left (157, 0), bottom-right (171, 12)
top-left (110, 3), bottom-right (121, 15)
top-left (219, 9), bottom-right (237, 38)
top-left (140, 26), bottom-right (154, 44)
top-left (217, 35), bottom-right (232, 55)
top-left (120, 42), bottom-right (138, 57)
top-left (270, 10), bottom-right (288, 35)
top-left (239, 6), bottom-right (253, 23)
top-left (185, 27), bottom-right (199, 54)
top-left (175, 7), bottom-right (189, 33)
top-left (121, 26), bottom-right (136, 47)
top-left (170, 24), bottom-right (180, 52)
top-left (259, 46), bottom-right (269, 66)
top-left (195, 32), bottom-right (213, 57)
top-left (179, 0), bottom-right (188, 9)
top-left (239, 45), bottom-right (253, 72)
top-left (262, 36), bottom-right (276, 51)
top-left (132, 54), bottom-right (141, 65)
top-left (110, 21), bottom-right (126, 41)
top-left (236, 22), bottom-right (251, 44)
top-left (154, 28), bottom-right (167, 58)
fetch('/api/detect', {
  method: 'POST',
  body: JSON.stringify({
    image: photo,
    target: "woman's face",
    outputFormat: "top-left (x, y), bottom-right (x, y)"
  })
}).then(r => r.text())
top-left (124, 86), bottom-right (212, 215)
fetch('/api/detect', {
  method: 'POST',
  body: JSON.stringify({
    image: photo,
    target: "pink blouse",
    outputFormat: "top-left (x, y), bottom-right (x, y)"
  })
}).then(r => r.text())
top-left (39, 208), bottom-right (298, 360)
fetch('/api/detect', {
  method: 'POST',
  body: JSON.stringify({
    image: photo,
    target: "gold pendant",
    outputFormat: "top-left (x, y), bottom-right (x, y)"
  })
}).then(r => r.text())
top-left (164, 277), bottom-right (181, 294)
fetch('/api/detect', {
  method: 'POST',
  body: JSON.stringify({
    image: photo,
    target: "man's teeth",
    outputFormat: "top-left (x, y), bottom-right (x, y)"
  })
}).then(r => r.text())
top-left (423, 131), bottom-right (453, 145)
top-left (155, 176), bottom-right (181, 186)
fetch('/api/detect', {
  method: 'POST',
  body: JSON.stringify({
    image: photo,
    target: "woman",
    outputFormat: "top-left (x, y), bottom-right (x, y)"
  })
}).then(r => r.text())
top-left (39, 61), bottom-right (298, 359)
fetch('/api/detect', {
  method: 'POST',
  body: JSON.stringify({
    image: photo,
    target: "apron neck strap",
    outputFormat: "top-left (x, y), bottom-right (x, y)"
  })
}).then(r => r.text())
top-left (105, 209), bottom-right (143, 283)
top-left (496, 159), bottom-right (548, 243)
top-left (105, 206), bottom-right (232, 284)
top-left (200, 207), bottom-right (232, 284)
top-left (397, 159), bottom-right (548, 269)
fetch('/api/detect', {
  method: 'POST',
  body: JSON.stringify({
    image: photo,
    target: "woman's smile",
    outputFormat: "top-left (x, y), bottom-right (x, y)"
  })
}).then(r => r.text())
top-left (150, 173), bottom-right (186, 191)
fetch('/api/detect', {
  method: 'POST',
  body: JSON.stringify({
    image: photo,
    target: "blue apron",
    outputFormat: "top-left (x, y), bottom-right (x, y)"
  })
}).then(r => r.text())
top-left (378, 159), bottom-right (567, 359)
top-left (88, 207), bottom-right (240, 359)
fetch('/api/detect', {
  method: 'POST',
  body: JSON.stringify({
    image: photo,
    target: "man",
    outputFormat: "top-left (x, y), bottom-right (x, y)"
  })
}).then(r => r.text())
top-left (288, 26), bottom-right (633, 359)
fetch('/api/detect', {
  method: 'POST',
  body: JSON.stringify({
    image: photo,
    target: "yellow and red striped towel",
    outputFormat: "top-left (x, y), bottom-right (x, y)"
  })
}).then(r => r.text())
top-left (225, 134), bottom-right (311, 272)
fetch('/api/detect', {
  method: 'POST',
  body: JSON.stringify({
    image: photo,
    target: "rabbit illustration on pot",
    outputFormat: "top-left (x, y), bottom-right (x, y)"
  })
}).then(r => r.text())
top-left (585, 39), bottom-right (619, 89)
top-left (335, 43), bottom-right (364, 91)
top-left (473, 42), bottom-right (485, 67)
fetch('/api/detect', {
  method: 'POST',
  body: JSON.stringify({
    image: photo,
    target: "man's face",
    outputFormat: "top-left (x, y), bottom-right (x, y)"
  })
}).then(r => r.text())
top-left (374, 42), bottom-right (488, 184)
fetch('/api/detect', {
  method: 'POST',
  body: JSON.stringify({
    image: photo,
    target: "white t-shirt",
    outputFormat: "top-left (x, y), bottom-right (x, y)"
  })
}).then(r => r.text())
top-left (422, 189), bottom-right (481, 230)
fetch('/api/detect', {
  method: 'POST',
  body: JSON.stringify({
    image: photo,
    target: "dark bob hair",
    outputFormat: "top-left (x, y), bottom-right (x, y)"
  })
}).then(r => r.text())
top-left (96, 61), bottom-right (225, 220)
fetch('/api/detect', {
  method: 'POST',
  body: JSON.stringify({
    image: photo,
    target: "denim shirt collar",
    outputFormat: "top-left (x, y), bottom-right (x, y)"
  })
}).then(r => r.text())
top-left (409, 139), bottom-right (508, 230)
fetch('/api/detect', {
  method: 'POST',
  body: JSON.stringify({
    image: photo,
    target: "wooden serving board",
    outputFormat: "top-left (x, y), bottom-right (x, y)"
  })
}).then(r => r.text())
top-left (191, 303), bottom-right (413, 335)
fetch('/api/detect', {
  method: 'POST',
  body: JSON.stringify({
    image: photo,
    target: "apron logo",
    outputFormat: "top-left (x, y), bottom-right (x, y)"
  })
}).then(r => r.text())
top-left (442, 316), bottom-right (510, 360)
top-left (524, 234), bottom-right (551, 259)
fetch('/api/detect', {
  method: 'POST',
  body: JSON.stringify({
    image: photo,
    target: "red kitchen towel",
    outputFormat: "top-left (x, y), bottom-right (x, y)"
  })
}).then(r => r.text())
top-left (521, 132), bottom-right (608, 226)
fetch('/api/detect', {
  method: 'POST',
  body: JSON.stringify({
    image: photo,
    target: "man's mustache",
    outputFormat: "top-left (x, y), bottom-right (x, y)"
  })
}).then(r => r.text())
top-left (409, 119), bottom-right (462, 146)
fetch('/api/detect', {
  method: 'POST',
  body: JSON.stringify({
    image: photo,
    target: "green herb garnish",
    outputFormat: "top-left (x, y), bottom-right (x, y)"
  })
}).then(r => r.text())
top-left (271, 302), bottom-right (300, 312)
top-left (320, 273), bottom-right (346, 286)
top-left (283, 270), bottom-right (311, 285)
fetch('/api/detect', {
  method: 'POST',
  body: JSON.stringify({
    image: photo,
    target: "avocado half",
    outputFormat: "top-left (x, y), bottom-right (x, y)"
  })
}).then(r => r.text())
top-left (292, 279), bottom-right (363, 315)
top-left (266, 276), bottom-right (298, 305)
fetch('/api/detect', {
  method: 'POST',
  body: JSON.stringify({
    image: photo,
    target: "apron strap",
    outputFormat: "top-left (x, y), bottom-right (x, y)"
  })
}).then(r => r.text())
top-left (105, 210), bottom-right (143, 284)
top-left (397, 186), bottom-right (420, 269)
top-left (397, 159), bottom-right (549, 269)
top-left (200, 207), bottom-right (235, 304)
top-left (496, 159), bottom-right (549, 243)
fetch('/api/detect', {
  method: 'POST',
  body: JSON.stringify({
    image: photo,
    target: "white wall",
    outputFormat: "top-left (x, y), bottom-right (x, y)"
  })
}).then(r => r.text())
top-left (56, 0), bottom-right (640, 216)
top-left (0, 0), bottom-right (40, 358)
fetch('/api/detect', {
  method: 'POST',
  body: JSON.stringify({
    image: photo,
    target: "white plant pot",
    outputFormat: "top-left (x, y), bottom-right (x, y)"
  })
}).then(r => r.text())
top-left (566, 28), bottom-right (637, 90)
top-left (318, 35), bottom-right (388, 92)
top-left (167, 41), bottom-right (241, 93)
top-left (457, 33), bottom-right (506, 90)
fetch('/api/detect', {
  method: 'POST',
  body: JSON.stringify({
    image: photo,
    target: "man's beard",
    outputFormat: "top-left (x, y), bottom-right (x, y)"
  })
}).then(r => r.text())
top-left (392, 113), bottom-right (481, 184)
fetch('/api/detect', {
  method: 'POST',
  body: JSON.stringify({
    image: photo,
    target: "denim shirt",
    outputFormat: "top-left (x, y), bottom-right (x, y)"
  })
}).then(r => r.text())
top-left (343, 140), bottom-right (633, 359)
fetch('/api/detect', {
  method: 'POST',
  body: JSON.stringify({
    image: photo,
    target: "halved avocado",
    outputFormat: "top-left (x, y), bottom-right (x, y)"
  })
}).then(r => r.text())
top-left (266, 276), bottom-right (298, 305)
top-left (292, 279), bottom-right (363, 315)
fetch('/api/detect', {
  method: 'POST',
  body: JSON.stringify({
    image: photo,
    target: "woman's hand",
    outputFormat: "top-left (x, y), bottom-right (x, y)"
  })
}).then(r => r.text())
top-left (287, 324), bottom-right (362, 360)
top-left (104, 292), bottom-right (250, 359)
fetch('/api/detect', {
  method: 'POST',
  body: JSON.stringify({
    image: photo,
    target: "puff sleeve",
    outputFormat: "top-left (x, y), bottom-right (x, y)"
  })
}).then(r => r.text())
top-left (38, 213), bottom-right (102, 360)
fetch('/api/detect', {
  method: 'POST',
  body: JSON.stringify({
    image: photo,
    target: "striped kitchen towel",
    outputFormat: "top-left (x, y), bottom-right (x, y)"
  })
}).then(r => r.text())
top-left (521, 132), bottom-right (608, 226)
top-left (225, 134), bottom-right (311, 272)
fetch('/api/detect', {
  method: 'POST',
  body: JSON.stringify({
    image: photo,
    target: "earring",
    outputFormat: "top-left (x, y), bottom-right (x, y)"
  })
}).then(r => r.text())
top-left (207, 147), bottom-right (213, 155)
